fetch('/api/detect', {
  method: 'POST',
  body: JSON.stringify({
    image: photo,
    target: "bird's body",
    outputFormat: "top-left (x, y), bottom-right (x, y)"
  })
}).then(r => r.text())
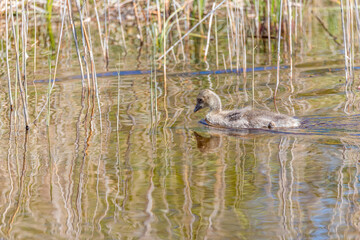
top-left (194, 90), bottom-right (300, 129)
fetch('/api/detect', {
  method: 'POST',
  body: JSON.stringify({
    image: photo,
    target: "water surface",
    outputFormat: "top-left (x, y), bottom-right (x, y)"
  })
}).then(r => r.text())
top-left (0, 7), bottom-right (359, 240)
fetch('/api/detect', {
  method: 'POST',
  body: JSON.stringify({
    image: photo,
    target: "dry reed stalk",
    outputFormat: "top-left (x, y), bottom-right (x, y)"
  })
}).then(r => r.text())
top-left (31, 1), bottom-right (39, 117)
top-left (183, 0), bottom-right (193, 56)
top-left (353, 0), bottom-right (360, 46)
top-left (241, 6), bottom-right (246, 82)
top-left (340, 0), bottom-right (350, 88)
top-left (225, 2), bottom-right (233, 70)
top-left (83, 54), bottom-right (92, 96)
top-left (204, 2), bottom-right (216, 61)
top-left (185, 0), bottom-right (192, 32)
top-left (172, 0), bottom-right (185, 60)
top-left (163, 0), bottom-right (169, 128)
top-left (300, 0), bottom-right (303, 37)
top-left (285, 0), bottom-right (295, 115)
top-left (214, 11), bottom-right (219, 67)
top-left (158, 0), bottom-right (227, 60)
top-left (149, 26), bottom-right (157, 132)
top-left (146, 0), bottom-right (150, 23)
top-left (275, 0), bottom-right (284, 100)
top-left (105, 0), bottom-right (110, 69)
top-left (347, 0), bottom-right (356, 111)
top-left (160, 0), bottom-right (189, 59)
top-left (287, 0), bottom-right (293, 81)
top-left (353, 0), bottom-right (360, 88)
top-left (150, 63), bottom-right (155, 130)
top-left (251, 26), bottom-right (255, 108)
top-left (267, 0), bottom-right (271, 54)
top-left (133, 0), bottom-right (144, 43)
top-left (80, 3), bottom-right (103, 132)
top-left (152, 46), bottom-right (158, 127)
top-left (67, 0), bottom-right (86, 88)
top-left (14, 2), bottom-right (19, 121)
top-left (81, 2), bottom-right (94, 93)
top-left (294, 0), bottom-right (298, 42)
top-left (157, 1), bottom-right (193, 63)
top-left (34, 0), bottom-right (37, 74)
top-left (5, 0), bottom-right (13, 110)
top-left (47, 57), bottom-right (51, 126)
top-left (99, 0), bottom-right (109, 71)
top-left (350, 0), bottom-right (354, 81)
top-left (153, 26), bottom-right (159, 126)
top-left (184, 0), bottom-right (192, 55)
top-left (21, 0), bottom-right (28, 114)
top-left (93, 0), bottom-right (108, 68)
top-left (50, 3), bottom-right (66, 81)
top-left (349, 0), bottom-right (354, 83)
top-left (234, 1), bottom-right (240, 71)
top-left (117, 70), bottom-right (121, 132)
top-left (255, 0), bottom-right (259, 37)
top-left (9, 2), bottom-right (29, 130)
top-left (235, 3), bottom-right (241, 72)
top-left (117, 0), bottom-right (127, 51)
top-left (197, 0), bottom-right (204, 34)
top-left (163, 16), bottom-right (167, 79)
top-left (156, 0), bottom-right (162, 32)
top-left (314, 14), bottom-right (341, 46)
top-left (222, 53), bottom-right (227, 70)
top-left (33, 0), bottom-right (67, 124)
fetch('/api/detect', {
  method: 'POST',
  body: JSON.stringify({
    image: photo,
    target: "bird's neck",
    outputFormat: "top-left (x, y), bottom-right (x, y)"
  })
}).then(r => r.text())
top-left (209, 99), bottom-right (222, 113)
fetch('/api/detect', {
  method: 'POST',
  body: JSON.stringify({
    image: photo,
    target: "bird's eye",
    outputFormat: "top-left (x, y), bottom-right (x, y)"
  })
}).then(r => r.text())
top-left (197, 99), bottom-right (203, 103)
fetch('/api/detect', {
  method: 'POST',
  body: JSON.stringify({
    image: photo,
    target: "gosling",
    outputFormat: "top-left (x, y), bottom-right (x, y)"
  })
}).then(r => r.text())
top-left (194, 89), bottom-right (300, 129)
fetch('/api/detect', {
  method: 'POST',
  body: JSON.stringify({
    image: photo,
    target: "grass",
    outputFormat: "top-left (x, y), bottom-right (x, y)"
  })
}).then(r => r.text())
top-left (1, 0), bottom-right (358, 128)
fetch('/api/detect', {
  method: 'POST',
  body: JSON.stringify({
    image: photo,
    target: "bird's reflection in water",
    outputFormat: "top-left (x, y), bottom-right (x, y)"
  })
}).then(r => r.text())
top-left (193, 132), bottom-right (222, 153)
top-left (193, 128), bottom-right (255, 153)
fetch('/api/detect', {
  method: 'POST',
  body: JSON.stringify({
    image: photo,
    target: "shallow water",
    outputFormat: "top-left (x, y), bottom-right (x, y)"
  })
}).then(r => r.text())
top-left (0, 7), bottom-right (360, 240)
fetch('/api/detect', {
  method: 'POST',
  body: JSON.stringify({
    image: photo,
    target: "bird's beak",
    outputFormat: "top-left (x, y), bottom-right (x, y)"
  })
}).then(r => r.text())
top-left (194, 104), bottom-right (202, 113)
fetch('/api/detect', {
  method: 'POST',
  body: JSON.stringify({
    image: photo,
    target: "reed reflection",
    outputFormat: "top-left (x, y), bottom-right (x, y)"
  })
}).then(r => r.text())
top-left (329, 138), bottom-right (360, 238)
top-left (0, 120), bottom-right (359, 238)
top-left (0, 79), bottom-right (359, 239)
top-left (192, 130), bottom-right (309, 238)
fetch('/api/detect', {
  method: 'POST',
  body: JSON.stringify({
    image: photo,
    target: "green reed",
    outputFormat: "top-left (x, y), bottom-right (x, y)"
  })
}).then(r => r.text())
top-left (46, 0), bottom-right (55, 50)
top-left (3, 0), bottom-right (350, 128)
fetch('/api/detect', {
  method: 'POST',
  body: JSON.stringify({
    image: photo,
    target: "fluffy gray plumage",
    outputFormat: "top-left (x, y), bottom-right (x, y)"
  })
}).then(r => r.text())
top-left (194, 89), bottom-right (300, 129)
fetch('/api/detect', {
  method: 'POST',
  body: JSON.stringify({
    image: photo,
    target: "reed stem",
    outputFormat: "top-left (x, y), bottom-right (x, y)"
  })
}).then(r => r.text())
top-left (275, 0), bottom-right (284, 100)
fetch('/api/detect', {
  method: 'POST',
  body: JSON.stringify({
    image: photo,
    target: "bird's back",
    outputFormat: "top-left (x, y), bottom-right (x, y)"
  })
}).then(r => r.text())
top-left (207, 107), bottom-right (300, 129)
